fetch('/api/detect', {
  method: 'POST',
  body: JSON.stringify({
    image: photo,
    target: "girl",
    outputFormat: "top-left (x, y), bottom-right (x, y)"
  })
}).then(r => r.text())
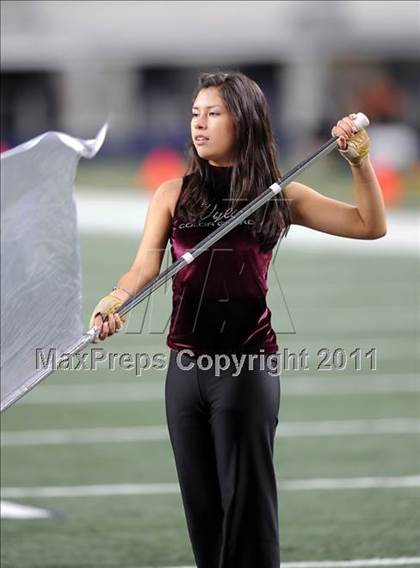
top-left (89, 72), bottom-right (387, 567)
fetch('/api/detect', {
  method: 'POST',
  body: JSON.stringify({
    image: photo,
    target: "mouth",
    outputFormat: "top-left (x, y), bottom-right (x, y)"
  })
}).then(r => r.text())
top-left (194, 136), bottom-right (209, 144)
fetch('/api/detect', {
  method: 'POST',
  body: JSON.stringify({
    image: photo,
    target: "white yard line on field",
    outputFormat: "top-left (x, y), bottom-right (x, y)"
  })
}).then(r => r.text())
top-left (2, 476), bottom-right (420, 499)
top-left (75, 190), bottom-right (420, 256)
top-left (279, 561), bottom-right (420, 568)
top-left (139, 558), bottom-right (420, 568)
top-left (2, 419), bottom-right (419, 447)
top-left (17, 374), bottom-right (420, 405)
top-left (0, 500), bottom-right (53, 519)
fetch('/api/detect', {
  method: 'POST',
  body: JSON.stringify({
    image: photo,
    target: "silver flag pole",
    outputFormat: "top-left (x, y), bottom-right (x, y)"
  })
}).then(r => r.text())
top-left (0, 113), bottom-right (369, 412)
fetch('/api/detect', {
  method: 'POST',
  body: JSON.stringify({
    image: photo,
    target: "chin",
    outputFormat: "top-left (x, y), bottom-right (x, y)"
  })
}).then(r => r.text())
top-left (196, 148), bottom-right (213, 160)
top-left (197, 149), bottom-right (224, 163)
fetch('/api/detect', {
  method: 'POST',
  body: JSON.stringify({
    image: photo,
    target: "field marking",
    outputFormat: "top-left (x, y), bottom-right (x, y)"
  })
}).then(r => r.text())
top-left (53, 373), bottom-right (420, 390)
top-left (15, 374), bottom-right (420, 405)
top-left (281, 561), bottom-right (420, 568)
top-left (76, 192), bottom-right (419, 256)
top-left (280, 561), bottom-right (420, 568)
top-left (1, 500), bottom-right (53, 519)
top-left (140, 559), bottom-right (420, 568)
top-left (2, 476), bottom-right (420, 499)
top-left (2, 419), bottom-right (420, 447)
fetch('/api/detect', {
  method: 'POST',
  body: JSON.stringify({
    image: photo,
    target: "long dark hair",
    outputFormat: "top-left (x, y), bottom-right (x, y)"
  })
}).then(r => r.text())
top-left (176, 71), bottom-right (292, 252)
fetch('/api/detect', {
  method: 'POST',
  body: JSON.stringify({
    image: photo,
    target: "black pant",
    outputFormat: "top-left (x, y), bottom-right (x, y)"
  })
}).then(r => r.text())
top-left (165, 349), bottom-right (281, 568)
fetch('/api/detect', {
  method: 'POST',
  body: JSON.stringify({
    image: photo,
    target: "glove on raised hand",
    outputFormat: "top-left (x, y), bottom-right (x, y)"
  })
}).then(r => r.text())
top-left (338, 127), bottom-right (370, 167)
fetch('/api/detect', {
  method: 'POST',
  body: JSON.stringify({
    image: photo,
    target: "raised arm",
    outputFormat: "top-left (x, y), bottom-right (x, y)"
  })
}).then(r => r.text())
top-left (283, 115), bottom-right (387, 240)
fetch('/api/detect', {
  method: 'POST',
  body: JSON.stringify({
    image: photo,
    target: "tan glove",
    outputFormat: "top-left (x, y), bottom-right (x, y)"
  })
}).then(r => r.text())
top-left (338, 127), bottom-right (370, 167)
top-left (89, 288), bottom-right (130, 330)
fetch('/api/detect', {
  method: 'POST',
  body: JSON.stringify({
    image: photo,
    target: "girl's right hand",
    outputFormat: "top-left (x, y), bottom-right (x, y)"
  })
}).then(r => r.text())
top-left (89, 289), bottom-right (130, 342)
top-left (92, 312), bottom-right (124, 342)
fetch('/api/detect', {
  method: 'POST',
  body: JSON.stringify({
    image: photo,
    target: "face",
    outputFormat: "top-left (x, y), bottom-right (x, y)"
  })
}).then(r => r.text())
top-left (191, 87), bottom-right (236, 166)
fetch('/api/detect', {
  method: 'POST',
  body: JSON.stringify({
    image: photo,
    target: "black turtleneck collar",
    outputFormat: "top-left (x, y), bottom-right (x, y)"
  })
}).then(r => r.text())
top-left (208, 162), bottom-right (233, 173)
top-left (207, 162), bottom-right (233, 203)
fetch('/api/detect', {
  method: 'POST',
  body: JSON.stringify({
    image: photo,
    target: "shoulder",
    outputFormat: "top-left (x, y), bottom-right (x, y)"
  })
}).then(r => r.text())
top-left (282, 180), bottom-right (318, 216)
top-left (153, 177), bottom-right (184, 218)
top-left (282, 180), bottom-right (307, 200)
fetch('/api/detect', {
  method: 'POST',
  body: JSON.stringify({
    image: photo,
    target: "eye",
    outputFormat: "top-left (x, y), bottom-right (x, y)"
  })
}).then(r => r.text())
top-left (191, 111), bottom-right (220, 118)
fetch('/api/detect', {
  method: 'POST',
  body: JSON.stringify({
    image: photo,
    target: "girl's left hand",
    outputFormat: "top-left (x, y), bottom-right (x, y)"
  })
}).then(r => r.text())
top-left (331, 113), bottom-right (359, 150)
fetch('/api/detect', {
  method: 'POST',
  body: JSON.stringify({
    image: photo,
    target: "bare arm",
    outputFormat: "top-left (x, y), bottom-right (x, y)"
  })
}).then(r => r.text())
top-left (116, 178), bottom-right (182, 294)
top-left (92, 177), bottom-right (181, 340)
top-left (283, 111), bottom-right (387, 240)
top-left (283, 157), bottom-right (387, 240)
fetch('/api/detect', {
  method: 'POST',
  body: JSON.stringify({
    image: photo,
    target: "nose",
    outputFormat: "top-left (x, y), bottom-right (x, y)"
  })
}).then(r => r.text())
top-left (194, 114), bottom-right (207, 130)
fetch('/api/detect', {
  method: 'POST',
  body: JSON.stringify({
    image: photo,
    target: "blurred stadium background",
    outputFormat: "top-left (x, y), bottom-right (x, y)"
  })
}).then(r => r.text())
top-left (1, 2), bottom-right (419, 567)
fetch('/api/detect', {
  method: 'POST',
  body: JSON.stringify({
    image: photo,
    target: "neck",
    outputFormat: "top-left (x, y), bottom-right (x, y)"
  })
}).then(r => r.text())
top-left (209, 159), bottom-right (234, 167)
top-left (207, 161), bottom-right (232, 204)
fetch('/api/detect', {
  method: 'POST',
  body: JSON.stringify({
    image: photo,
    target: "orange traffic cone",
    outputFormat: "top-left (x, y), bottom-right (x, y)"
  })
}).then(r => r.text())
top-left (136, 147), bottom-right (186, 192)
top-left (372, 161), bottom-right (404, 208)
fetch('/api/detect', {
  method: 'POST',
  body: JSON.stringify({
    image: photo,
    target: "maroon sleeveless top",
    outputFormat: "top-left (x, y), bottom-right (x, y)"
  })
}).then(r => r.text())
top-left (166, 163), bottom-right (278, 355)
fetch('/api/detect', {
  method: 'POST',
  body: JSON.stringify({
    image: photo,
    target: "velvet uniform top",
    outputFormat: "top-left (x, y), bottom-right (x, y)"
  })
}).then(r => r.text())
top-left (166, 163), bottom-right (278, 355)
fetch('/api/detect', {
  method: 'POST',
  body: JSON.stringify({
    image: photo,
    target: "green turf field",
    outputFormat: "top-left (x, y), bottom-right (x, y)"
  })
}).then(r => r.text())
top-left (1, 231), bottom-right (419, 567)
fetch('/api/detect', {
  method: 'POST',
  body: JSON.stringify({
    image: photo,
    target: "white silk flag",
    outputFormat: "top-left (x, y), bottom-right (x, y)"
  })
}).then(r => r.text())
top-left (0, 125), bottom-right (107, 411)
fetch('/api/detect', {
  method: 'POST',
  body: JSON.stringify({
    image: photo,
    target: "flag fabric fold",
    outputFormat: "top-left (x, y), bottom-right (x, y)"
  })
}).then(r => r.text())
top-left (0, 124), bottom-right (107, 411)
